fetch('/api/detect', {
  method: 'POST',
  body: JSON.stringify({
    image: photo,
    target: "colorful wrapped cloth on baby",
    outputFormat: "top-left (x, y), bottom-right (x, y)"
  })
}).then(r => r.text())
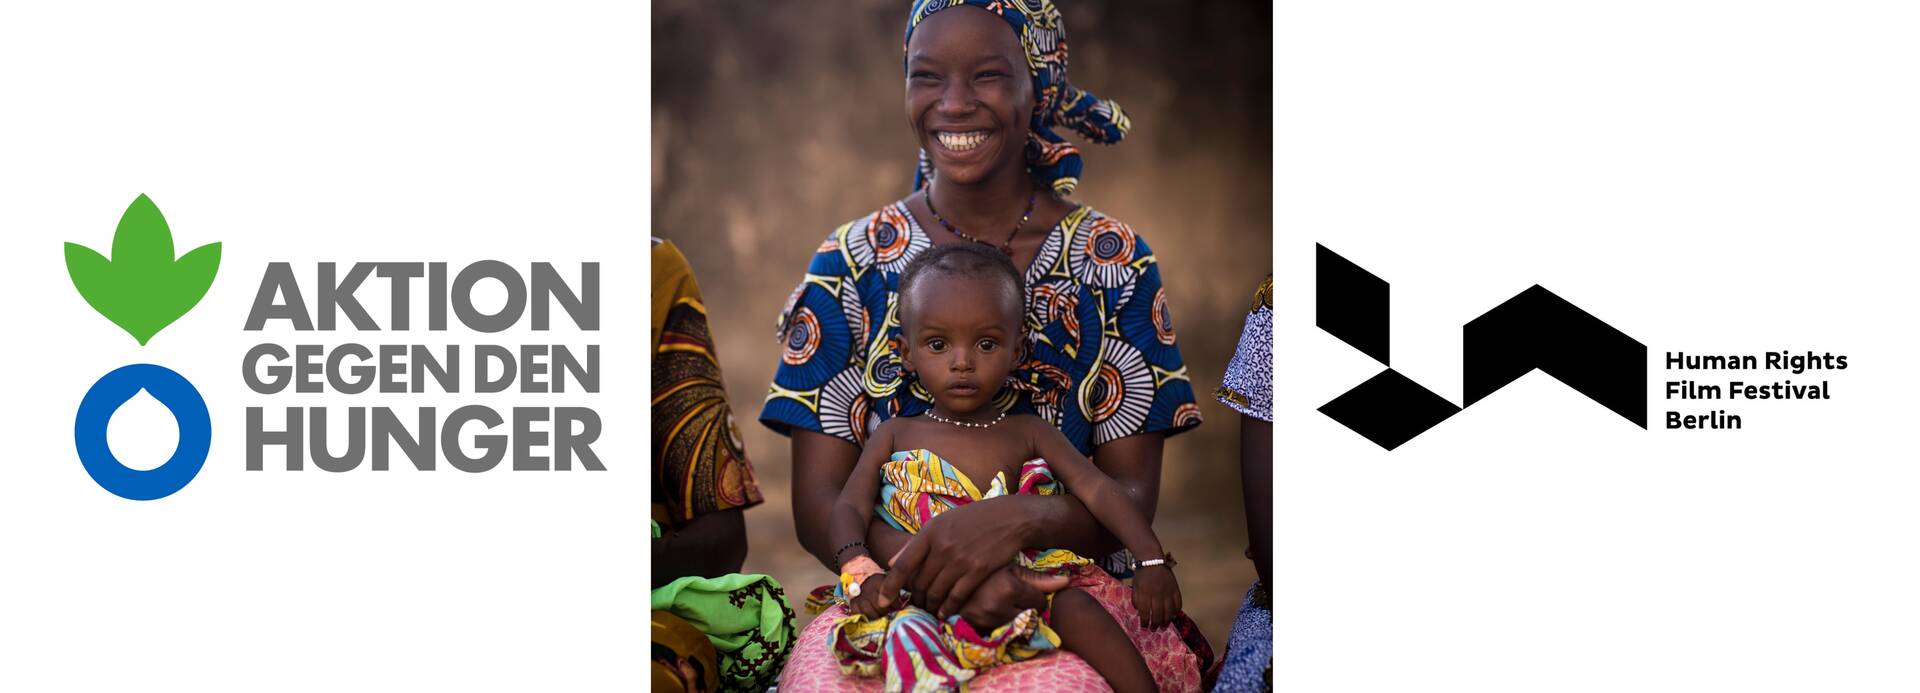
top-left (804, 449), bottom-right (1092, 692)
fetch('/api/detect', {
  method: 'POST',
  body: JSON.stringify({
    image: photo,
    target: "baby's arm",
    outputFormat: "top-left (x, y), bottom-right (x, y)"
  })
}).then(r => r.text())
top-left (1025, 419), bottom-right (1166, 568)
top-left (1025, 419), bottom-right (1182, 627)
top-left (828, 421), bottom-right (896, 617)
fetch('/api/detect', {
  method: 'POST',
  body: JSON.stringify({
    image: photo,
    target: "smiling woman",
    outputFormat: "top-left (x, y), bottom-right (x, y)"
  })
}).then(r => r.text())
top-left (755, 2), bottom-right (1216, 691)
top-left (654, 0), bottom-right (1271, 690)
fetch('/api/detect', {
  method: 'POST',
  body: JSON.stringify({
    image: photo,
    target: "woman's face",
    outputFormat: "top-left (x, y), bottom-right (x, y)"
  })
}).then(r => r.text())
top-left (905, 7), bottom-right (1034, 188)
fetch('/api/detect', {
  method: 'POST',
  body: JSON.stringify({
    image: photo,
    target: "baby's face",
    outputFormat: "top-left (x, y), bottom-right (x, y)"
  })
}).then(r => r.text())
top-left (900, 272), bottom-right (1024, 416)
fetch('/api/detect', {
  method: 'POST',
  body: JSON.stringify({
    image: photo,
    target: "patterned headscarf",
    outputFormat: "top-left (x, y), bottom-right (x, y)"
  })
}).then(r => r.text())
top-left (906, 0), bottom-right (1130, 197)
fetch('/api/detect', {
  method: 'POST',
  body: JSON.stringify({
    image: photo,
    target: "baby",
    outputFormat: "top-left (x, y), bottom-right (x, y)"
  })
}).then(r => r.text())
top-left (823, 243), bottom-right (1179, 693)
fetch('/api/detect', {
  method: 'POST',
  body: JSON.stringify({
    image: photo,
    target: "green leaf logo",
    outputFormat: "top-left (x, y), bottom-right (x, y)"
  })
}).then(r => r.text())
top-left (65, 194), bottom-right (221, 345)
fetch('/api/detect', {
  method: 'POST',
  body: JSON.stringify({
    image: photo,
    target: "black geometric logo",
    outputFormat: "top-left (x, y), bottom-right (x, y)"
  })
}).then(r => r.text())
top-left (1317, 244), bottom-right (1647, 450)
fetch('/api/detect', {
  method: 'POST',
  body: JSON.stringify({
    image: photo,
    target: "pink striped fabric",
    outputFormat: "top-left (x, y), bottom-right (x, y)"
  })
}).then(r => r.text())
top-left (780, 567), bottom-right (1201, 692)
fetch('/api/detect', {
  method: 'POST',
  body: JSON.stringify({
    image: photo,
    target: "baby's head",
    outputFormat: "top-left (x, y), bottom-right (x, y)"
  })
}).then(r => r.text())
top-left (897, 244), bottom-right (1027, 416)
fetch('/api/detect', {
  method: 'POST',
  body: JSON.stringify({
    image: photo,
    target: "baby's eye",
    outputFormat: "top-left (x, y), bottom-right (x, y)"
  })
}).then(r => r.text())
top-left (925, 338), bottom-right (948, 352)
top-left (978, 339), bottom-right (998, 352)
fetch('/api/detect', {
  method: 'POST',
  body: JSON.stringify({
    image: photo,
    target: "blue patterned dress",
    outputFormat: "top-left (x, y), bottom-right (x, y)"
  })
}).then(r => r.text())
top-left (1213, 277), bottom-right (1274, 692)
top-left (760, 200), bottom-right (1201, 458)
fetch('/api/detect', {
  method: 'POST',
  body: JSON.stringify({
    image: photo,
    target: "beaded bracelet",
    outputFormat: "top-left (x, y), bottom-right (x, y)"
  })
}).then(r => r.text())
top-left (1129, 552), bottom-right (1177, 570)
top-left (832, 540), bottom-right (869, 569)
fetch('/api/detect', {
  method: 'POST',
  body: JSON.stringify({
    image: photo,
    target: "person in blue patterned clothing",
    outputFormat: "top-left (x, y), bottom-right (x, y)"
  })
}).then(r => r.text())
top-left (1213, 276), bottom-right (1274, 692)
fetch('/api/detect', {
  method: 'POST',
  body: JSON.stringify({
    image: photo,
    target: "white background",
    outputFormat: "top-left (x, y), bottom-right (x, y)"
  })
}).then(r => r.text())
top-left (0, 2), bottom-right (647, 690)
top-left (1276, 1), bottom-right (1920, 691)
top-left (4, 1), bottom-right (1918, 691)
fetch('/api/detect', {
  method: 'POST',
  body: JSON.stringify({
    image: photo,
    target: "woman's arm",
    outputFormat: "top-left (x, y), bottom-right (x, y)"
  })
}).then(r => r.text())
top-left (792, 428), bottom-right (917, 572)
top-left (1241, 415), bottom-right (1272, 586)
top-left (791, 430), bottom-right (860, 570)
top-left (651, 508), bottom-right (748, 588)
top-left (892, 430), bottom-right (1165, 618)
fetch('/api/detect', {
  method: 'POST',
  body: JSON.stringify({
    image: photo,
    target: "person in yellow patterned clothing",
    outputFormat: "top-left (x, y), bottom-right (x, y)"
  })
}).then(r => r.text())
top-left (651, 237), bottom-right (794, 692)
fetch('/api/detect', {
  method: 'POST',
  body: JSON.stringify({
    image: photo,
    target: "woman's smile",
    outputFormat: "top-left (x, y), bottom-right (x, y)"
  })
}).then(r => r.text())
top-left (922, 121), bottom-right (1007, 182)
top-left (935, 130), bottom-right (992, 152)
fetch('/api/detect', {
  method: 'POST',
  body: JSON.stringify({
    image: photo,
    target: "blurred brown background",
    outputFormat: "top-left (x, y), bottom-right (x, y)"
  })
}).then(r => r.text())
top-left (653, 0), bottom-right (1271, 653)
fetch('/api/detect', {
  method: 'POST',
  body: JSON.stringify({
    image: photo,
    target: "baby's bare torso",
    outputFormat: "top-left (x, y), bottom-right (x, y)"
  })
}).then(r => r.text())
top-left (886, 414), bottom-right (1043, 485)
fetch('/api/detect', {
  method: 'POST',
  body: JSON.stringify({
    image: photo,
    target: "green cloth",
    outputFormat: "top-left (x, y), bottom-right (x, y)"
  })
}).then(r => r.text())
top-left (652, 572), bottom-right (795, 692)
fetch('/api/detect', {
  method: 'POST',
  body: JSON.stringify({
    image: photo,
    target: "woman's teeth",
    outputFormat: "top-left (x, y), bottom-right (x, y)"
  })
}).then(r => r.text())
top-left (937, 131), bottom-right (988, 151)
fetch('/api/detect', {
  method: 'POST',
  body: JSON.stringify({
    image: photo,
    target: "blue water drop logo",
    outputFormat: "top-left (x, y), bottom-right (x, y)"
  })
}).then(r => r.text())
top-left (74, 364), bottom-right (211, 500)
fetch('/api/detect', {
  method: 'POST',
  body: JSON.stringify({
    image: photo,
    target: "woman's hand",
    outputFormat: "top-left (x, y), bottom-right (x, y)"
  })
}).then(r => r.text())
top-left (1131, 565), bottom-right (1181, 629)
top-left (882, 498), bottom-right (1034, 619)
top-left (947, 567), bottom-right (1067, 632)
